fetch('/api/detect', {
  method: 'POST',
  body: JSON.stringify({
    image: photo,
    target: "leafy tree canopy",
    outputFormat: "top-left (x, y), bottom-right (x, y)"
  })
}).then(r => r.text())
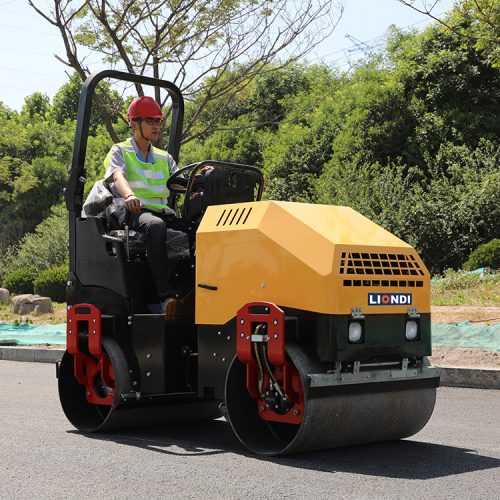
top-left (399, 0), bottom-right (500, 66)
top-left (29, 0), bottom-right (341, 144)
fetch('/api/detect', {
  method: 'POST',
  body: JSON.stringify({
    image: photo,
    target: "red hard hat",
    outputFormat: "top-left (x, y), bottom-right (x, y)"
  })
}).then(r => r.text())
top-left (126, 96), bottom-right (166, 120)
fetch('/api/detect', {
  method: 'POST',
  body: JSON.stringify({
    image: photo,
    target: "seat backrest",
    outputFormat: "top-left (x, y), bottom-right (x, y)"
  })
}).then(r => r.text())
top-left (202, 169), bottom-right (256, 208)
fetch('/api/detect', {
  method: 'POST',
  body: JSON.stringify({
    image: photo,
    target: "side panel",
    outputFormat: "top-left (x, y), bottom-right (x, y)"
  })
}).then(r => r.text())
top-left (130, 314), bottom-right (199, 395)
top-left (74, 217), bottom-right (132, 299)
top-left (197, 320), bottom-right (237, 400)
top-left (130, 315), bottom-right (166, 394)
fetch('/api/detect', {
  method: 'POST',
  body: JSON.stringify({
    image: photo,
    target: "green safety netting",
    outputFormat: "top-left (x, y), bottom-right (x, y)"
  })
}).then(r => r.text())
top-left (0, 323), bottom-right (66, 346)
top-left (1, 321), bottom-right (499, 351)
top-left (431, 321), bottom-right (500, 352)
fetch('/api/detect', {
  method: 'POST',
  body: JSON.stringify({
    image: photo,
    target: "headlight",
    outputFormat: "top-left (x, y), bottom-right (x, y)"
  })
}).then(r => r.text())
top-left (405, 320), bottom-right (419, 341)
top-left (348, 321), bottom-right (364, 343)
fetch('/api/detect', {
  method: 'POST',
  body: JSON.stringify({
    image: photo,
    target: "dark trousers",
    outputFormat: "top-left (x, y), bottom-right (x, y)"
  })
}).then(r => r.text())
top-left (129, 210), bottom-right (190, 300)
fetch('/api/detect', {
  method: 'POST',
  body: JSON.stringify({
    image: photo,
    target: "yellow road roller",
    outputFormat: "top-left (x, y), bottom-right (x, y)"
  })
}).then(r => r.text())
top-left (58, 70), bottom-right (440, 456)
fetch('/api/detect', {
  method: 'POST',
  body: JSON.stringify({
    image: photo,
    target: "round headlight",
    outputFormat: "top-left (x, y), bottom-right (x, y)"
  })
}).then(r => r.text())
top-left (348, 322), bottom-right (363, 343)
top-left (405, 320), bottom-right (419, 340)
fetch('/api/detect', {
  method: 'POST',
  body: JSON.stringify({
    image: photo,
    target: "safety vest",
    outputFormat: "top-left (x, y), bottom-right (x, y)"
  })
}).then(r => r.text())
top-left (104, 139), bottom-right (172, 211)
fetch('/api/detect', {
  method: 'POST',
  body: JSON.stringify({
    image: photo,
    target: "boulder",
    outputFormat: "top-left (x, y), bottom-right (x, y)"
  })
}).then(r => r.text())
top-left (11, 294), bottom-right (54, 315)
top-left (0, 288), bottom-right (10, 305)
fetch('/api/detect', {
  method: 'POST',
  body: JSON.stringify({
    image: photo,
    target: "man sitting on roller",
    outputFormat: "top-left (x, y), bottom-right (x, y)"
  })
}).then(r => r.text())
top-left (104, 96), bottom-right (197, 314)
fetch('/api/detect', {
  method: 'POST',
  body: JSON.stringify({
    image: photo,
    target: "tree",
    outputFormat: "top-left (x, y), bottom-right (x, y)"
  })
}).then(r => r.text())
top-left (180, 62), bottom-right (340, 171)
top-left (22, 92), bottom-right (51, 119)
top-left (29, 0), bottom-right (343, 145)
top-left (0, 91), bottom-right (78, 252)
top-left (316, 141), bottom-right (500, 274)
top-left (398, 0), bottom-right (500, 66)
top-left (52, 72), bottom-right (124, 137)
top-left (0, 205), bottom-right (69, 285)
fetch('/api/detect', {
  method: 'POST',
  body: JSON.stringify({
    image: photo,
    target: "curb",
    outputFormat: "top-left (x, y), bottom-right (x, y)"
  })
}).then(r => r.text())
top-left (438, 366), bottom-right (500, 390)
top-left (1, 347), bottom-right (499, 390)
top-left (0, 346), bottom-right (64, 364)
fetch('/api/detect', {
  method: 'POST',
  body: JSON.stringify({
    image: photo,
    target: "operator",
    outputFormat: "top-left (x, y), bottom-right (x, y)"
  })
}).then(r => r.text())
top-left (104, 96), bottom-right (201, 315)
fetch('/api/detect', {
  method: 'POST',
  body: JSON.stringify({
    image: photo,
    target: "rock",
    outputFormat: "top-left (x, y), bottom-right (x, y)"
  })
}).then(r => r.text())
top-left (0, 288), bottom-right (10, 305)
top-left (11, 294), bottom-right (54, 316)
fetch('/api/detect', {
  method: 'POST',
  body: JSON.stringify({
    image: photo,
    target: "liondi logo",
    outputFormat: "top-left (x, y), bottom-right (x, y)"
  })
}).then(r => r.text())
top-left (368, 293), bottom-right (412, 305)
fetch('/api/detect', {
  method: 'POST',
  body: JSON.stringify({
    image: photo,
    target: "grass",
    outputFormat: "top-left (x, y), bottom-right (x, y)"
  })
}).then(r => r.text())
top-left (431, 269), bottom-right (500, 306)
top-left (0, 302), bottom-right (67, 326)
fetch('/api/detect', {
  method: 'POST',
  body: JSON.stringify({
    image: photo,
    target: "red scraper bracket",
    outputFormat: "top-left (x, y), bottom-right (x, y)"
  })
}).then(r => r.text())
top-left (67, 304), bottom-right (114, 406)
top-left (237, 302), bottom-right (304, 424)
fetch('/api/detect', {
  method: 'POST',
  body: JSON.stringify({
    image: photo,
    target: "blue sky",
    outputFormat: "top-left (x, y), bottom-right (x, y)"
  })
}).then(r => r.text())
top-left (0, 0), bottom-right (456, 112)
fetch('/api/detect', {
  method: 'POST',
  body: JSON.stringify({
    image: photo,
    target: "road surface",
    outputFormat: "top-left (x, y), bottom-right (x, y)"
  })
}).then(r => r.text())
top-left (0, 361), bottom-right (499, 499)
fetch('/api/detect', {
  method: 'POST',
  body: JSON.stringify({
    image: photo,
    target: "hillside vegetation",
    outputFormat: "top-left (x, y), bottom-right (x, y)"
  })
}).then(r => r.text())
top-left (0, 4), bottom-right (499, 285)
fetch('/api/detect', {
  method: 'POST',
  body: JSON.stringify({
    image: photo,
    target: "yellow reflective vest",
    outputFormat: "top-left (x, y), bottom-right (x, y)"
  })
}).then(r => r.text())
top-left (104, 139), bottom-right (172, 211)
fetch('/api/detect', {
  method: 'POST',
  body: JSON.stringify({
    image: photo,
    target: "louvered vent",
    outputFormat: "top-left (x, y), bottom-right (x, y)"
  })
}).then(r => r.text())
top-left (340, 251), bottom-right (425, 287)
top-left (216, 206), bottom-right (253, 227)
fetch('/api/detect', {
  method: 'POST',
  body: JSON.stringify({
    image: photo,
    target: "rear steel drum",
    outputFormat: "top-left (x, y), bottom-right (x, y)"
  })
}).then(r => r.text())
top-left (58, 336), bottom-right (220, 433)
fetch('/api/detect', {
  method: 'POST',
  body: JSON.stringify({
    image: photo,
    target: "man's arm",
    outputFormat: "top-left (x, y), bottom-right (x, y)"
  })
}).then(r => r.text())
top-left (112, 171), bottom-right (143, 214)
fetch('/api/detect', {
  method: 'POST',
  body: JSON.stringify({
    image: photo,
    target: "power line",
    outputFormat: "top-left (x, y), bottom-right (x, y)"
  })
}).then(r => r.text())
top-left (0, 45), bottom-right (59, 59)
top-left (0, 4), bottom-right (53, 20)
top-left (0, 65), bottom-right (67, 80)
top-left (0, 83), bottom-right (54, 92)
top-left (312, 10), bottom-right (449, 66)
top-left (0, 22), bottom-right (60, 36)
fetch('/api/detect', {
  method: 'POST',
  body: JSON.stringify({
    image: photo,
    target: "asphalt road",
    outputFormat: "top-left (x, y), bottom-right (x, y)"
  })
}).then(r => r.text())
top-left (0, 360), bottom-right (499, 500)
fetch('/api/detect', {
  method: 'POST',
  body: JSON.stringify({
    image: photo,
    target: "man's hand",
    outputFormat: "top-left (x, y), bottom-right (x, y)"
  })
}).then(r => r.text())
top-left (125, 194), bottom-right (143, 214)
top-left (200, 166), bottom-right (214, 175)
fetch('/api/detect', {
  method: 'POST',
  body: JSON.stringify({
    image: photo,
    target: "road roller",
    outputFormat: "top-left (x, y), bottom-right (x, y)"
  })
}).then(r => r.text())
top-left (59, 70), bottom-right (440, 456)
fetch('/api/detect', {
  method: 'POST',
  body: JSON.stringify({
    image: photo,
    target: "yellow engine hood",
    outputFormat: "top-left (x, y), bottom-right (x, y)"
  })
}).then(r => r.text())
top-left (195, 201), bottom-right (430, 325)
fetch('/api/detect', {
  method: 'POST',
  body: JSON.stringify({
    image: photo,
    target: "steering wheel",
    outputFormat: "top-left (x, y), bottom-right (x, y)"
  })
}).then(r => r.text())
top-left (166, 164), bottom-right (192, 194)
top-left (166, 162), bottom-right (209, 223)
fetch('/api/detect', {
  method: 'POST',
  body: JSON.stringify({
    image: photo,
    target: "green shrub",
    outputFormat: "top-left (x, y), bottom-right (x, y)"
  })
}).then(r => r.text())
top-left (34, 265), bottom-right (68, 303)
top-left (3, 268), bottom-right (36, 295)
top-left (432, 268), bottom-right (480, 291)
top-left (0, 205), bottom-right (68, 285)
top-left (464, 239), bottom-right (500, 271)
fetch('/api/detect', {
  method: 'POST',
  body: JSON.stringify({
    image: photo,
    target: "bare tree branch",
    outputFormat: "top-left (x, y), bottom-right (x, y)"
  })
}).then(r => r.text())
top-left (30, 0), bottom-right (345, 145)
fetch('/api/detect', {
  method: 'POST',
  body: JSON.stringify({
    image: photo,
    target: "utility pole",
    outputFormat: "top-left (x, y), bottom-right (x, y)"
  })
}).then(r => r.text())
top-left (345, 34), bottom-right (373, 57)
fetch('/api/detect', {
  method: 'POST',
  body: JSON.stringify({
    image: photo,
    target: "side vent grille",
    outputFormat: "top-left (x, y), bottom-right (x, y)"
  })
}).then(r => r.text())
top-left (216, 206), bottom-right (253, 227)
top-left (343, 279), bottom-right (424, 288)
top-left (340, 251), bottom-right (425, 287)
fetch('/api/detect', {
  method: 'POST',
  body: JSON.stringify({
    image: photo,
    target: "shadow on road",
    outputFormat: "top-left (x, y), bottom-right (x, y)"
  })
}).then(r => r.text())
top-left (271, 439), bottom-right (500, 479)
top-left (72, 419), bottom-right (500, 479)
